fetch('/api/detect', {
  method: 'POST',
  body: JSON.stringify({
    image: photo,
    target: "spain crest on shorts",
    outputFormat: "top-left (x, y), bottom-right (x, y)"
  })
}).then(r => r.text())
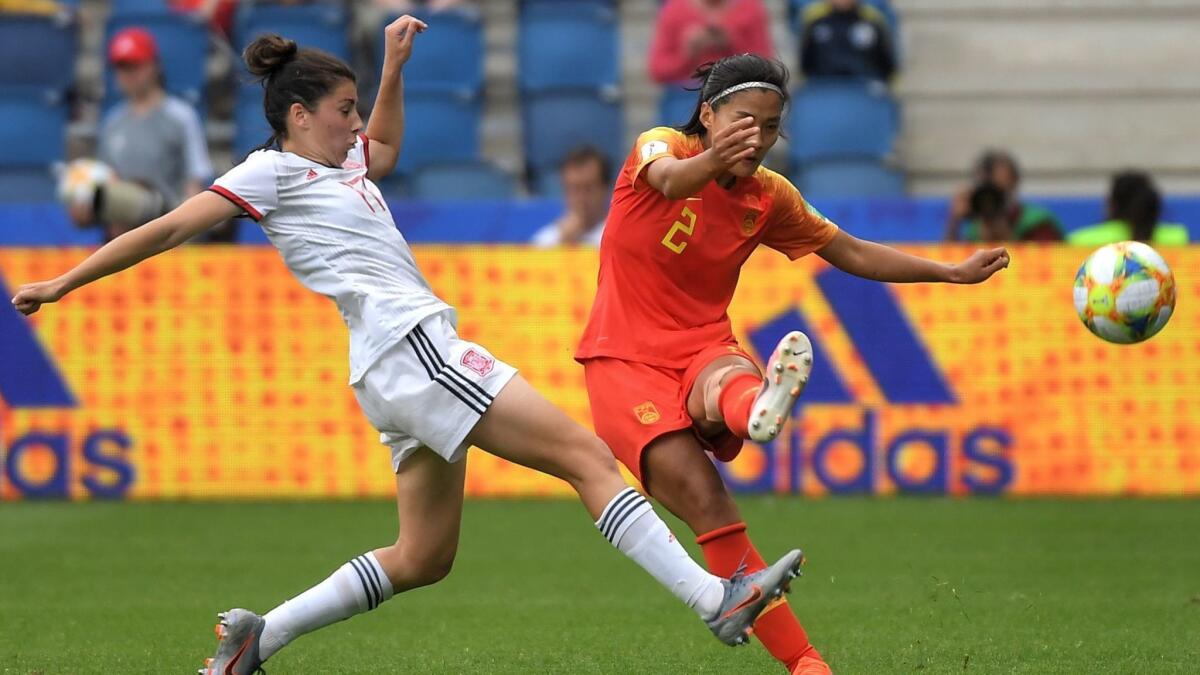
top-left (460, 349), bottom-right (495, 376)
top-left (742, 208), bottom-right (761, 235)
top-left (633, 401), bottom-right (661, 425)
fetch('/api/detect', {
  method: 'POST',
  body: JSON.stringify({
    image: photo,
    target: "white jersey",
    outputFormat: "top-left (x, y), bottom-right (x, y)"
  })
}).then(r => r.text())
top-left (210, 135), bottom-right (452, 384)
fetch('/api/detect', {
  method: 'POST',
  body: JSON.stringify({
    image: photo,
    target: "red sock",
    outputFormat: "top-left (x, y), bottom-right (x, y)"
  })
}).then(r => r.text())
top-left (718, 374), bottom-right (761, 439)
top-left (697, 523), bottom-right (821, 671)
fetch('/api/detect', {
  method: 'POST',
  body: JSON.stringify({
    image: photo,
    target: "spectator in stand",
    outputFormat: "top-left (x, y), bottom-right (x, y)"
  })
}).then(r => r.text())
top-left (945, 150), bottom-right (1063, 242)
top-left (372, 0), bottom-right (472, 12)
top-left (170, 0), bottom-right (239, 39)
top-left (69, 28), bottom-right (233, 242)
top-left (648, 0), bottom-right (772, 86)
top-left (800, 0), bottom-right (896, 82)
top-left (531, 146), bottom-right (611, 248)
top-left (963, 182), bottom-right (1014, 243)
top-left (1069, 170), bottom-right (1189, 246)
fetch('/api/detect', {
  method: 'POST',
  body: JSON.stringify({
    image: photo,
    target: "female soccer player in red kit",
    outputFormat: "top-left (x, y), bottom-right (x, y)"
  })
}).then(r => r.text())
top-left (577, 55), bottom-right (1010, 673)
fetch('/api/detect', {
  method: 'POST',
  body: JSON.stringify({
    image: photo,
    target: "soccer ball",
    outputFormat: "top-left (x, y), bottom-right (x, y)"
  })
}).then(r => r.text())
top-left (1073, 241), bottom-right (1175, 344)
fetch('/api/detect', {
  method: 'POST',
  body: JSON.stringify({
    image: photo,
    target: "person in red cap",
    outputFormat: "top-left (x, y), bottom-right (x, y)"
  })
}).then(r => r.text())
top-left (62, 27), bottom-right (227, 242)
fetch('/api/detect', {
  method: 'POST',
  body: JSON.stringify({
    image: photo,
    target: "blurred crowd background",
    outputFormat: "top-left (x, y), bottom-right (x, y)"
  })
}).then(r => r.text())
top-left (0, 0), bottom-right (1196, 248)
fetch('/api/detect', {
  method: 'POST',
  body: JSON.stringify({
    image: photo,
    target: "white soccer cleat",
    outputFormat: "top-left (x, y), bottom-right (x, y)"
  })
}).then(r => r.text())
top-left (748, 331), bottom-right (813, 443)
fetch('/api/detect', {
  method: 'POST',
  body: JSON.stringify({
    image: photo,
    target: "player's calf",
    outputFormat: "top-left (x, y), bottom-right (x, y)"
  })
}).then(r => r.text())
top-left (379, 539), bottom-right (457, 591)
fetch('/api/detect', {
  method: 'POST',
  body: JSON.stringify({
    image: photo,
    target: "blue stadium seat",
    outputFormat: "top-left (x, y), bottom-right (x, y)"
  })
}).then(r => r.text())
top-left (658, 83), bottom-right (697, 128)
top-left (411, 162), bottom-right (516, 200)
top-left (0, 167), bottom-right (57, 203)
top-left (111, 0), bottom-right (180, 16)
top-left (0, 15), bottom-right (76, 92)
top-left (0, 89), bottom-right (67, 167)
top-left (792, 159), bottom-right (905, 197)
top-left (233, 85), bottom-right (272, 159)
top-left (235, 4), bottom-right (350, 62)
top-left (395, 90), bottom-right (481, 173)
top-left (787, 80), bottom-right (898, 163)
top-left (381, 9), bottom-right (482, 95)
top-left (520, 0), bottom-right (615, 6)
top-left (235, 86), bottom-right (482, 172)
top-left (521, 90), bottom-right (623, 179)
top-left (518, 2), bottom-right (619, 91)
top-left (104, 13), bottom-right (209, 108)
top-left (372, 171), bottom-right (409, 199)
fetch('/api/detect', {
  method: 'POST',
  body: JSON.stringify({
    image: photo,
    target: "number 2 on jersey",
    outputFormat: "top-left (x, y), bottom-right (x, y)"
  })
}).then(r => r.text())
top-left (661, 206), bottom-right (697, 254)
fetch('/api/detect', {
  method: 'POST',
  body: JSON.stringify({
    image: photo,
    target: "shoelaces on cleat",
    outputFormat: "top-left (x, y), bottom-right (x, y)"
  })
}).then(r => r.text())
top-left (729, 550), bottom-right (752, 580)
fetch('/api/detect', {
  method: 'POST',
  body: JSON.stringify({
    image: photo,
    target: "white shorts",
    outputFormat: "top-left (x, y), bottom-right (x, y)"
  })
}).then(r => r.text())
top-left (351, 312), bottom-right (518, 471)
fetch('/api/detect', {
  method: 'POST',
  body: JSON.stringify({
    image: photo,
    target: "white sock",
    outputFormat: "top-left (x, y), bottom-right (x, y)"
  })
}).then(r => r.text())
top-left (258, 552), bottom-right (394, 661)
top-left (596, 487), bottom-right (725, 620)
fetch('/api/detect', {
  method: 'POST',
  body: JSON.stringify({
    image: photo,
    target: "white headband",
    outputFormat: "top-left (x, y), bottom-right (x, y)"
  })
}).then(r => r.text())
top-left (708, 81), bottom-right (784, 104)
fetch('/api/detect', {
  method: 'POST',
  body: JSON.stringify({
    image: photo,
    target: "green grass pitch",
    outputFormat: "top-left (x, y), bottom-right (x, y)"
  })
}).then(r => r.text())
top-left (2, 498), bottom-right (1198, 673)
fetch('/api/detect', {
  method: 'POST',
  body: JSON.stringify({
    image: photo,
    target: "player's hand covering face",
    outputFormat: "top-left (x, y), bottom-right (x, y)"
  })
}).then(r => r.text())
top-left (701, 89), bottom-right (784, 178)
top-left (950, 247), bottom-right (1011, 284)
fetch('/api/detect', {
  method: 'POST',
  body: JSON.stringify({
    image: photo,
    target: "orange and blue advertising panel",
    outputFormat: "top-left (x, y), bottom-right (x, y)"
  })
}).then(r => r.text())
top-left (1, 245), bottom-right (1197, 499)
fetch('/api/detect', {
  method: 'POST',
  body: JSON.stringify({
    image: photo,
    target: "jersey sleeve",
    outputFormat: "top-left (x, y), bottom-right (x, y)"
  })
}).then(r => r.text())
top-left (351, 133), bottom-right (370, 171)
top-left (629, 127), bottom-right (689, 192)
top-left (761, 176), bottom-right (840, 260)
top-left (208, 152), bottom-right (278, 221)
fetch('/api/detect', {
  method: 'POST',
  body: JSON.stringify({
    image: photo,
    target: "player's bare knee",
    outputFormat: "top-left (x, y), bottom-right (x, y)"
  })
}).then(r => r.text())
top-left (695, 360), bottom-right (760, 422)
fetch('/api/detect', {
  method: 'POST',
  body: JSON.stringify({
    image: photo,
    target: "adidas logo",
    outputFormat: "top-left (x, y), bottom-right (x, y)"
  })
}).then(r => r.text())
top-left (305, 168), bottom-right (318, 181)
top-left (730, 268), bottom-right (1013, 496)
top-left (0, 273), bottom-right (133, 499)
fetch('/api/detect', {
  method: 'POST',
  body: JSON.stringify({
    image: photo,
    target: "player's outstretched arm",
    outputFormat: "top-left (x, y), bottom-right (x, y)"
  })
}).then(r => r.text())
top-left (645, 117), bottom-right (759, 199)
top-left (816, 229), bottom-right (1009, 284)
top-left (10, 191), bottom-right (239, 315)
top-left (364, 15), bottom-right (427, 182)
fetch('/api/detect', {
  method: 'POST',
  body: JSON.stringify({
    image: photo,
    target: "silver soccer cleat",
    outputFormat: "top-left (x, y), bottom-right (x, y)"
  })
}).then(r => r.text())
top-left (199, 608), bottom-right (266, 675)
top-left (749, 331), bottom-right (814, 443)
top-left (706, 549), bottom-right (805, 646)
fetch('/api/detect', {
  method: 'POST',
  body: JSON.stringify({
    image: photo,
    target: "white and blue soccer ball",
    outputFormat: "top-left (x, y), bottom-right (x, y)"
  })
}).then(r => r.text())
top-left (1073, 241), bottom-right (1176, 344)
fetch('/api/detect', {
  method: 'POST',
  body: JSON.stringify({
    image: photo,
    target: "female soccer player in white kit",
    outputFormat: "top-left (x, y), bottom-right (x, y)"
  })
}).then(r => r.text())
top-left (12, 18), bottom-right (805, 673)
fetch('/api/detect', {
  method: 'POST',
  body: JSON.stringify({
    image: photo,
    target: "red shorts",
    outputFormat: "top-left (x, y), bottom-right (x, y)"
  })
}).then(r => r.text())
top-left (581, 343), bottom-right (759, 484)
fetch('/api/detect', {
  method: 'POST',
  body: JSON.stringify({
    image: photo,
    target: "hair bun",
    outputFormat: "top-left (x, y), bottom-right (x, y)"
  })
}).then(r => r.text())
top-left (244, 34), bottom-right (298, 79)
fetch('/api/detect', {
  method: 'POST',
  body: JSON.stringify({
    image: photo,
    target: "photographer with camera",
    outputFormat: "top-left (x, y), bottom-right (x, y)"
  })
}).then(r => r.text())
top-left (61, 28), bottom-right (235, 243)
top-left (944, 150), bottom-right (1062, 242)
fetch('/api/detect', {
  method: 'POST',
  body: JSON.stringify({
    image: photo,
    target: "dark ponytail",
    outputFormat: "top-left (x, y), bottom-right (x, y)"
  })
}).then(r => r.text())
top-left (677, 54), bottom-right (790, 137)
top-left (1109, 170), bottom-right (1161, 242)
top-left (243, 34), bottom-right (356, 149)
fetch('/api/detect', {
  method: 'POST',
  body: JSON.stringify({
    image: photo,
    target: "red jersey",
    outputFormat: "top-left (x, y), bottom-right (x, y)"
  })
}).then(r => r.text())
top-left (576, 127), bottom-right (839, 369)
